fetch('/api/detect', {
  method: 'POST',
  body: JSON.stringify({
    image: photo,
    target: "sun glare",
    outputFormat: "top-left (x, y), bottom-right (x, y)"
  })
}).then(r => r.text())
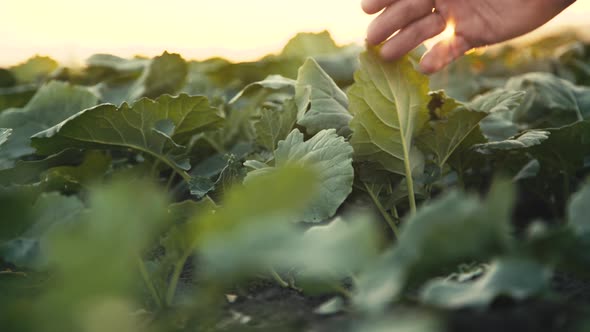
top-left (440, 20), bottom-right (456, 41)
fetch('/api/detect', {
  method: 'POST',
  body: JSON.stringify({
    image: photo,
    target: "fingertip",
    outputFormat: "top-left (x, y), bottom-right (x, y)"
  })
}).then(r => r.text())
top-left (361, 0), bottom-right (380, 14)
top-left (418, 60), bottom-right (439, 75)
top-left (420, 36), bottom-right (473, 73)
top-left (380, 43), bottom-right (402, 62)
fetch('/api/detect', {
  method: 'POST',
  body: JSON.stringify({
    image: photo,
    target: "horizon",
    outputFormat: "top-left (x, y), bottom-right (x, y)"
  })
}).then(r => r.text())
top-left (2, 0), bottom-right (589, 66)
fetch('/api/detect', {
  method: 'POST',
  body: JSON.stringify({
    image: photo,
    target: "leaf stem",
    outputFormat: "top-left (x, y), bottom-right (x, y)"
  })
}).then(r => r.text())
top-left (402, 156), bottom-right (417, 217)
top-left (270, 268), bottom-right (290, 288)
top-left (363, 182), bottom-right (400, 238)
top-left (165, 172), bottom-right (177, 192)
top-left (166, 257), bottom-right (187, 306)
top-left (137, 256), bottom-right (163, 309)
top-left (150, 160), bottom-right (161, 178)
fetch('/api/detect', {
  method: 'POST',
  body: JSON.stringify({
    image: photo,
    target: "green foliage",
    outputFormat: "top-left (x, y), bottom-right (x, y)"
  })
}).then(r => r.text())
top-left (295, 58), bottom-right (352, 136)
top-left (10, 56), bottom-right (59, 84)
top-left (1, 31), bottom-right (590, 332)
top-left (92, 52), bottom-right (188, 105)
top-left (420, 258), bottom-right (551, 309)
top-left (0, 81), bottom-right (98, 166)
top-left (32, 94), bottom-right (223, 180)
top-left (245, 129), bottom-right (354, 223)
top-left (354, 180), bottom-right (514, 312)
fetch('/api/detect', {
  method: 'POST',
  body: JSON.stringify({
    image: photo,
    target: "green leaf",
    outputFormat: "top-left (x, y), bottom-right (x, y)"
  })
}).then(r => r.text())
top-left (92, 52), bottom-right (188, 105)
top-left (86, 54), bottom-right (148, 73)
top-left (0, 149), bottom-right (84, 186)
top-left (245, 129), bottom-right (354, 223)
top-left (353, 315), bottom-right (441, 332)
top-left (0, 85), bottom-right (37, 112)
top-left (416, 91), bottom-right (487, 169)
top-left (348, 48), bottom-right (430, 214)
top-left (201, 215), bottom-right (379, 284)
top-left (295, 58), bottom-right (352, 136)
top-left (41, 150), bottom-right (112, 192)
top-left (349, 49), bottom-right (429, 177)
top-left (188, 176), bottom-right (216, 199)
top-left (0, 128), bottom-right (11, 147)
top-left (281, 31), bottom-right (341, 58)
top-left (474, 130), bottom-right (550, 153)
top-left (420, 258), bottom-right (550, 309)
top-left (229, 75), bottom-right (295, 104)
top-left (254, 98), bottom-right (298, 151)
top-left (32, 94), bottom-right (223, 180)
top-left (474, 89), bottom-right (526, 141)
top-left (0, 69), bottom-right (16, 87)
top-left (0, 81), bottom-right (99, 166)
top-left (479, 121), bottom-right (590, 175)
top-left (155, 198), bottom-right (217, 300)
top-left (162, 167), bottom-right (317, 304)
top-left (568, 181), bottom-right (590, 237)
top-left (10, 56), bottom-right (58, 84)
top-left (507, 72), bottom-right (590, 128)
top-left (0, 193), bottom-right (85, 268)
top-left (532, 120), bottom-right (590, 174)
top-left (37, 181), bottom-right (169, 330)
top-left (354, 180), bottom-right (514, 312)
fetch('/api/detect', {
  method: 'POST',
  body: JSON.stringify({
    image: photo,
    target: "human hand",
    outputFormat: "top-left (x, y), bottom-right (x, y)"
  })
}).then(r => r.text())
top-left (362, 0), bottom-right (576, 73)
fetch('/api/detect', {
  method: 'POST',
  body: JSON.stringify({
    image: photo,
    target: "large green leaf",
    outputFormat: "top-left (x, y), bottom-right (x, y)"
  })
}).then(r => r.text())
top-left (348, 48), bottom-right (429, 177)
top-left (295, 58), bottom-right (352, 136)
top-left (0, 81), bottom-right (99, 166)
top-left (354, 181), bottom-right (514, 312)
top-left (507, 72), bottom-right (590, 128)
top-left (420, 258), bottom-right (550, 309)
top-left (244, 129), bottom-right (354, 223)
top-left (32, 94), bottom-right (223, 179)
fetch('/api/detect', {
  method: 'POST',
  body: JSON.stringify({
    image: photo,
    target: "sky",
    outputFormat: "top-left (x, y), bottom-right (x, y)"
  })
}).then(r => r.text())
top-left (1, 0), bottom-right (589, 66)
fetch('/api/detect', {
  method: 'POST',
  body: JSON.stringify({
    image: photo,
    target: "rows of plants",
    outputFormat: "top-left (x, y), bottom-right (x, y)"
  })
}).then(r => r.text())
top-left (1, 31), bottom-right (590, 331)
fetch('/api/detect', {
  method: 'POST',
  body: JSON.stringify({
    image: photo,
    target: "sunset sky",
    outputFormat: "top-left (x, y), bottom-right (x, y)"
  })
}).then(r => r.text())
top-left (1, 0), bottom-right (589, 66)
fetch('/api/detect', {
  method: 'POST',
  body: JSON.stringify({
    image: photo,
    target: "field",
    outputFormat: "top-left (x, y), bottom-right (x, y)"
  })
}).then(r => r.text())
top-left (1, 30), bottom-right (590, 332)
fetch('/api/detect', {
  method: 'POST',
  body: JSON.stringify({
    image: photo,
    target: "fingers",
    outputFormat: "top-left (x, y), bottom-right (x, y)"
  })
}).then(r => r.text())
top-left (380, 13), bottom-right (446, 62)
top-left (419, 36), bottom-right (473, 74)
top-left (361, 0), bottom-right (399, 14)
top-left (366, 0), bottom-right (435, 45)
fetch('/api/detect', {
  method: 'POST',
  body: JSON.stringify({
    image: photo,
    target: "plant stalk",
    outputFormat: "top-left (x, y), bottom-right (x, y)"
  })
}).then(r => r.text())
top-left (270, 268), bottom-right (290, 288)
top-left (364, 182), bottom-right (400, 238)
top-left (401, 145), bottom-right (417, 216)
top-left (137, 256), bottom-right (163, 309)
top-left (166, 257), bottom-right (187, 306)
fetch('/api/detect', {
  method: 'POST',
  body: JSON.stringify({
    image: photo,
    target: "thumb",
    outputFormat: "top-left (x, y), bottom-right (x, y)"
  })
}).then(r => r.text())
top-left (419, 35), bottom-right (473, 74)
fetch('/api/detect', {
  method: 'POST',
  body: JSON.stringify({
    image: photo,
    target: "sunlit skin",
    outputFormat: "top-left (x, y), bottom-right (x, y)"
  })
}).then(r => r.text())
top-left (362, 0), bottom-right (577, 73)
